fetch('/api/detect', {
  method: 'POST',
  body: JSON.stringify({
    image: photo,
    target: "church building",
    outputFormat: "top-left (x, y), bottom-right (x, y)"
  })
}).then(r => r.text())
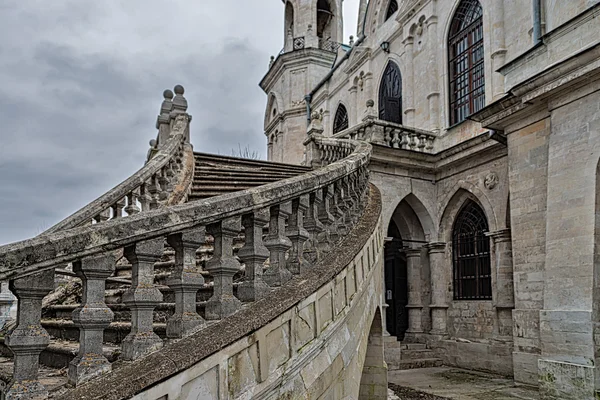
top-left (261, 0), bottom-right (600, 397)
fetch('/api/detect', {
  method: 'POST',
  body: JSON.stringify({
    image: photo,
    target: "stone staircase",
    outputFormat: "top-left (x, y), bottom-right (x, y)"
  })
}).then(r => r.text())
top-left (384, 336), bottom-right (443, 371)
top-left (189, 152), bottom-right (311, 200)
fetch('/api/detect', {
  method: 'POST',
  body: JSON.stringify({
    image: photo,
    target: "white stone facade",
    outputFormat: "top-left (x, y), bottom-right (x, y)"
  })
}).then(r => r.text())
top-left (262, 0), bottom-right (600, 398)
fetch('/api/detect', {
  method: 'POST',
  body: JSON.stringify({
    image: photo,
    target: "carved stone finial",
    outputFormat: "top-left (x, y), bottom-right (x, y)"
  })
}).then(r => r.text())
top-left (156, 89), bottom-right (174, 129)
top-left (149, 139), bottom-right (157, 148)
top-left (349, 35), bottom-right (354, 46)
top-left (171, 84), bottom-right (188, 119)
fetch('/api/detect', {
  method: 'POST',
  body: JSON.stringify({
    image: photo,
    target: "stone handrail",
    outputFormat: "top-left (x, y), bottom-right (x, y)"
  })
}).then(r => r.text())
top-left (44, 86), bottom-right (193, 234)
top-left (0, 134), bottom-right (371, 398)
top-left (334, 115), bottom-right (436, 153)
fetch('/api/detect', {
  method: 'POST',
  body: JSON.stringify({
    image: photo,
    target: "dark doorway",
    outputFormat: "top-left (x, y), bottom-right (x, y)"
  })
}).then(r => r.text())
top-left (379, 61), bottom-right (403, 124)
top-left (385, 221), bottom-right (408, 340)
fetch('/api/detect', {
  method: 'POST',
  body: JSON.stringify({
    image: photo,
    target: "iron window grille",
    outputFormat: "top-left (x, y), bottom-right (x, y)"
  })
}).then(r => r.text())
top-left (448, 0), bottom-right (485, 126)
top-left (333, 104), bottom-right (349, 134)
top-left (293, 37), bottom-right (305, 50)
top-left (452, 199), bottom-right (491, 300)
top-left (379, 62), bottom-right (403, 124)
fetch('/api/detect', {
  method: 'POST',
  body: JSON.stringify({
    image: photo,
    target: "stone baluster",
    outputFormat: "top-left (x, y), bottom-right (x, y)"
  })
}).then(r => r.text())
top-left (93, 209), bottom-right (110, 224)
top-left (0, 281), bottom-right (15, 329)
top-left (124, 191), bottom-right (141, 216)
top-left (122, 239), bottom-right (164, 360)
top-left (147, 174), bottom-right (161, 210)
top-left (111, 198), bottom-right (125, 219)
top-left (405, 249), bottom-right (424, 335)
top-left (205, 218), bottom-right (243, 319)
top-left (139, 184), bottom-right (151, 212)
top-left (342, 176), bottom-right (356, 224)
top-left (304, 190), bottom-right (324, 264)
top-left (409, 133), bottom-right (418, 150)
top-left (69, 254), bottom-right (116, 386)
top-left (333, 181), bottom-right (348, 238)
top-left (263, 204), bottom-right (293, 287)
top-left (287, 196), bottom-right (310, 275)
top-left (418, 135), bottom-right (426, 151)
top-left (237, 211), bottom-right (271, 302)
top-left (348, 174), bottom-right (361, 223)
top-left (391, 130), bottom-right (400, 148)
top-left (427, 242), bottom-right (449, 337)
top-left (317, 186), bottom-right (335, 254)
top-left (158, 167), bottom-right (170, 202)
top-left (384, 128), bottom-right (391, 145)
top-left (426, 136), bottom-right (434, 151)
top-left (400, 132), bottom-right (409, 149)
top-left (166, 229), bottom-right (205, 338)
top-left (4, 270), bottom-right (55, 399)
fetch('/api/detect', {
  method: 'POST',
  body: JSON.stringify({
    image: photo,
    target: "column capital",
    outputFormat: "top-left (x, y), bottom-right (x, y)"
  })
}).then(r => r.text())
top-left (425, 242), bottom-right (446, 253)
top-left (486, 228), bottom-right (511, 243)
top-left (404, 248), bottom-right (422, 258)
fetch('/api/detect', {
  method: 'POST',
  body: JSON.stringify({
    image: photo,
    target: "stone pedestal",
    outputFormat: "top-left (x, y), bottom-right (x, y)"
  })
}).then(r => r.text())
top-left (166, 229), bottom-right (205, 339)
top-left (4, 270), bottom-right (54, 399)
top-left (122, 239), bottom-right (164, 360)
top-left (405, 248), bottom-right (424, 334)
top-left (427, 242), bottom-right (448, 336)
top-left (69, 254), bottom-right (115, 386)
top-left (205, 218), bottom-right (243, 319)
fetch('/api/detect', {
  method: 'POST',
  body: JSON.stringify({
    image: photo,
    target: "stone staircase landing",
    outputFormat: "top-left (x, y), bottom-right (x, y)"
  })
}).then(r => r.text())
top-left (384, 336), bottom-right (443, 371)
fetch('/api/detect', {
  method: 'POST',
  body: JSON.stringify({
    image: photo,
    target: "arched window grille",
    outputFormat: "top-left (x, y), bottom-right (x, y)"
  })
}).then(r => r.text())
top-left (385, 0), bottom-right (398, 21)
top-left (452, 199), bottom-right (491, 300)
top-left (333, 104), bottom-right (349, 134)
top-left (379, 62), bottom-right (402, 124)
top-left (448, 0), bottom-right (485, 126)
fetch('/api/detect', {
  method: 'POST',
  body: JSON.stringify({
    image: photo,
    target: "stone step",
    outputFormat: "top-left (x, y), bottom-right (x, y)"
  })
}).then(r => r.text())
top-left (384, 347), bottom-right (435, 363)
top-left (194, 152), bottom-right (310, 174)
top-left (387, 358), bottom-right (443, 371)
top-left (193, 170), bottom-right (298, 180)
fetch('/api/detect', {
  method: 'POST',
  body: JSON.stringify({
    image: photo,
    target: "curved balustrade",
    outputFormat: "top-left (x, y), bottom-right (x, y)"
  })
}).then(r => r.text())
top-left (334, 117), bottom-right (436, 153)
top-left (44, 87), bottom-right (194, 234)
top-left (0, 134), bottom-right (371, 398)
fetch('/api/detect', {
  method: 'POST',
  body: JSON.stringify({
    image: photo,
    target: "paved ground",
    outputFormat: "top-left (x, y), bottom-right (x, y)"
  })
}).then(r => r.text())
top-left (388, 367), bottom-right (539, 400)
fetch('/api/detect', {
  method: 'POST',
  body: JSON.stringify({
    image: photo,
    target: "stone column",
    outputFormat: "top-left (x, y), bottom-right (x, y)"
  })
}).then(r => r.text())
top-left (427, 242), bottom-right (449, 337)
top-left (4, 270), bottom-right (54, 399)
top-left (287, 196), bottom-right (310, 275)
top-left (205, 218), bottom-right (243, 319)
top-left (166, 229), bottom-right (205, 339)
top-left (122, 239), bottom-right (164, 360)
top-left (402, 36), bottom-right (415, 127)
top-left (487, 229), bottom-right (514, 338)
top-left (264, 204), bottom-right (293, 286)
top-left (237, 211), bottom-right (271, 302)
top-left (69, 254), bottom-right (115, 386)
top-left (405, 248), bottom-right (424, 335)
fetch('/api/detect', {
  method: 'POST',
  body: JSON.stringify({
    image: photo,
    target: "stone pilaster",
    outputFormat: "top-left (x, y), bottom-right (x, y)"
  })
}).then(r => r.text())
top-left (69, 254), bottom-right (115, 386)
top-left (122, 238), bottom-right (164, 360)
top-left (264, 204), bottom-right (293, 287)
top-left (4, 270), bottom-right (54, 399)
top-left (487, 229), bottom-right (514, 338)
top-left (205, 218), bottom-right (243, 319)
top-left (427, 242), bottom-right (449, 337)
top-left (405, 248), bottom-right (424, 334)
top-left (166, 229), bottom-right (205, 339)
top-left (402, 35), bottom-right (415, 127)
top-left (287, 196), bottom-right (310, 275)
top-left (237, 211), bottom-right (271, 302)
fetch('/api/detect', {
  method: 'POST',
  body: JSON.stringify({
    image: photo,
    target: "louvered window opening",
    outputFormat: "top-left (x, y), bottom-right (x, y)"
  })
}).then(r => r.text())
top-left (333, 105), bottom-right (349, 134)
top-left (386, 0), bottom-right (398, 21)
top-left (449, 0), bottom-right (485, 126)
top-left (452, 200), bottom-right (491, 300)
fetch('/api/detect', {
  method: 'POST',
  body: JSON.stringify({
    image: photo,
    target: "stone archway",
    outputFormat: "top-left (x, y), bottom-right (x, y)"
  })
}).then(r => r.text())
top-left (359, 307), bottom-right (387, 400)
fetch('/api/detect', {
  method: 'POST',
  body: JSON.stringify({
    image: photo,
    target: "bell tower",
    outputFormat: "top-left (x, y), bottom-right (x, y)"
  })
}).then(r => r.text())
top-left (261, 0), bottom-right (344, 165)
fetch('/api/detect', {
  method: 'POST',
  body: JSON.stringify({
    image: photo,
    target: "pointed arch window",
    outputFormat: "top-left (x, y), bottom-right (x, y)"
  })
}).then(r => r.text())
top-left (386, 0), bottom-right (399, 21)
top-left (333, 104), bottom-right (349, 134)
top-left (452, 199), bottom-right (491, 300)
top-left (379, 62), bottom-right (402, 124)
top-left (448, 0), bottom-right (485, 126)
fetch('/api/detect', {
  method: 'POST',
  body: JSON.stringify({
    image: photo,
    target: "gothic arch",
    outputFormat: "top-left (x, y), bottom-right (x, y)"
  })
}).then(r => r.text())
top-left (285, 1), bottom-right (295, 38)
top-left (378, 60), bottom-right (403, 124)
top-left (315, 0), bottom-right (342, 43)
top-left (438, 181), bottom-right (497, 243)
top-left (386, 193), bottom-right (435, 242)
top-left (333, 103), bottom-right (349, 134)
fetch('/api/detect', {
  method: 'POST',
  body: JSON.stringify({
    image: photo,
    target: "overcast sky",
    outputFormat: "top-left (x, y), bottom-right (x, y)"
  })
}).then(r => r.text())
top-left (0, 0), bottom-right (360, 244)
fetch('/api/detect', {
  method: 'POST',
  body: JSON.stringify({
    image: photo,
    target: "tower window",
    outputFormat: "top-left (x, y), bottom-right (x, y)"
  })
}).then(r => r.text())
top-left (448, 0), bottom-right (485, 126)
top-left (386, 0), bottom-right (398, 21)
top-left (317, 0), bottom-right (333, 39)
top-left (333, 104), bottom-right (349, 134)
top-left (452, 199), bottom-right (491, 300)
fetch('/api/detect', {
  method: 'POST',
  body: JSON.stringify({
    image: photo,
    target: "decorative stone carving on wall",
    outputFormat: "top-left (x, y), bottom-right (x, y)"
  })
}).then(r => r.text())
top-left (484, 173), bottom-right (499, 190)
top-left (291, 99), bottom-right (306, 107)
